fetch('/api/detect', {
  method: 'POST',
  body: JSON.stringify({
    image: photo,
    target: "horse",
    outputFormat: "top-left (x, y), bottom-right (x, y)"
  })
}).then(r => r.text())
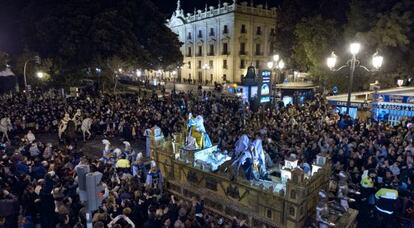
top-left (0, 117), bottom-right (12, 142)
top-left (81, 117), bottom-right (93, 141)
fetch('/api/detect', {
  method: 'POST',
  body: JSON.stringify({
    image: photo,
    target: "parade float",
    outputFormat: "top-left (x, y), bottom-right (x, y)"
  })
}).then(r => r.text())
top-left (150, 114), bottom-right (357, 227)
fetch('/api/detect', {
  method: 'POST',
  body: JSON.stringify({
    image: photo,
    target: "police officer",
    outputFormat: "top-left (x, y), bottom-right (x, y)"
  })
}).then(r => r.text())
top-left (375, 187), bottom-right (398, 227)
top-left (116, 154), bottom-right (131, 174)
top-left (360, 169), bottom-right (376, 205)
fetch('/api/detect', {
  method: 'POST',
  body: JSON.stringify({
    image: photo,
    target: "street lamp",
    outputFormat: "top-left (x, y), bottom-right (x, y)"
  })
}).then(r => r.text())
top-left (36, 72), bottom-right (44, 79)
top-left (326, 43), bottom-right (383, 115)
top-left (273, 54), bottom-right (280, 62)
top-left (267, 61), bottom-right (274, 69)
top-left (268, 54), bottom-right (285, 83)
top-left (202, 64), bottom-right (210, 84)
top-left (172, 70), bottom-right (177, 92)
top-left (23, 55), bottom-right (41, 90)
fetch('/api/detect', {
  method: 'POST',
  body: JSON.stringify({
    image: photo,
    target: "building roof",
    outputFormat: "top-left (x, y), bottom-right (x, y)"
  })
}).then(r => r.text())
top-left (167, 0), bottom-right (276, 27)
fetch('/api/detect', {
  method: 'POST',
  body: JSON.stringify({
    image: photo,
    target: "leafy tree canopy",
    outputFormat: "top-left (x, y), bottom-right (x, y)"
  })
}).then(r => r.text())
top-left (18, 0), bottom-right (182, 79)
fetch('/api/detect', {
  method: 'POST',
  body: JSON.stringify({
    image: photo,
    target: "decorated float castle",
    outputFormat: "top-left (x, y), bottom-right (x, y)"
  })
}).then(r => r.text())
top-left (147, 115), bottom-right (357, 227)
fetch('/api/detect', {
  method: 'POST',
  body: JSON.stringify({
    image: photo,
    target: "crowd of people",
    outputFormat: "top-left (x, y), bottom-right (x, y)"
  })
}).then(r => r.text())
top-left (1, 88), bottom-right (414, 227)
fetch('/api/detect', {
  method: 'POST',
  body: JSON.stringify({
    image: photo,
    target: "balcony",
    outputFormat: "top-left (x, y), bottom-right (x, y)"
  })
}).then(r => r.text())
top-left (255, 52), bottom-right (263, 56)
top-left (209, 32), bottom-right (215, 37)
top-left (208, 52), bottom-right (215, 56)
top-left (222, 51), bottom-right (230, 55)
top-left (186, 53), bottom-right (192, 57)
top-left (196, 53), bottom-right (203, 57)
top-left (239, 51), bottom-right (247, 55)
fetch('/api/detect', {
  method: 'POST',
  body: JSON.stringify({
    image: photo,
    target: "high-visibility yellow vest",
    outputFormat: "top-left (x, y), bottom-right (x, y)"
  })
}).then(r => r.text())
top-left (375, 188), bottom-right (398, 214)
top-left (116, 159), bottom-right (130, 168)
top-left (360, 176), bottom-right (374, 188)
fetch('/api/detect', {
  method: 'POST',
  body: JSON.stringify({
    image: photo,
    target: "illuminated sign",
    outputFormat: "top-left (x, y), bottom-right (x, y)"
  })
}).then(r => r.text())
top-left (260, 70), bottom-right (272, 103)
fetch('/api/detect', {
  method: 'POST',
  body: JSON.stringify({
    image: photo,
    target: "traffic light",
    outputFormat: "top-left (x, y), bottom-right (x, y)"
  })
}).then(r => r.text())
top-left (86, 172), bottom-right (104, 211)
top-left (75, 165), bottom-right (90, 202)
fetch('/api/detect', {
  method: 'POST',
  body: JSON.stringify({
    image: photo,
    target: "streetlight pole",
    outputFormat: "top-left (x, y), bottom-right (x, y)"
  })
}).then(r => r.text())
top-left (23, 56), bottom-right (41, 90)
top-left (202, 64), bottom-right (210, 85)
top-left (346, 55), bottom-right (357, 114)
top-left (327, 42), bottom-right (383, 115)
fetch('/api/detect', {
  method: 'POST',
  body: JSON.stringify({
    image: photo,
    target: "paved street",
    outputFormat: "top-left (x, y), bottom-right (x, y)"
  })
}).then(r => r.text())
top-left (35, 133), bottom-right (146, 160)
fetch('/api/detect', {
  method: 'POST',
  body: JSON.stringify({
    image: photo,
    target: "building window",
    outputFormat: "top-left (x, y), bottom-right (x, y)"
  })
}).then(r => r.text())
top-left (209, 60), bottom-right (213, 68)
top-left (290, 190), bottom-right (296, 200)
top-left (187, 32), bottom-right (192, 39)
top-left (267, 209), bottom-right (272, 219)
top-left (223, 25), bottom-right (228, 34)
top-left (256, 26), bottom-right (262, 35)
top-left (198, 61), bottom-right (202, 69)
top-left (270, 28), bottom-right (275, 36)
top-left (289, 207), bottom-right (295, 217)
top-left (222, 74), bottom-right (227, 81)
top-left (255, 60), bottom-right (260, 68)
top-left (187, 47), bottom-right (192, 57)
top-left (198, 46), bottom-right (202, 56)
top-left (209, 28), bottom-right (215, 36)
top-left (198, 72), bottom-right (202, 82)
top-left (223, 60), bottom-right (228, 69)
top-left (209, 45), bottom-right (214, 56)
top-left (198, 30), bottom-right (202, 38)
top-left (188, 61), bottom-right (191, 69)
top-left (223, 43), bottom-right (228, 55)
top-left (240, 60), bottom-right (245, 68)
top-left (241, 24), bottom-right (246, 33)
top-left (240, 43), bottom-right (246, 55)
top-left (255, 44), bottom-right (261, 55)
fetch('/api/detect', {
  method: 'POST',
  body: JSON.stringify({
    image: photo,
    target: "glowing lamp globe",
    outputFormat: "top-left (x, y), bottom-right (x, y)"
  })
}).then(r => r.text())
top-left (278, 60), bottom-right (285, 69)
top-left (267, 61), bottom-right (274, 69)
top-left (350, 42), bottom-right (361, 55)
top-left (372, 52), bottom-right (383, 69)
top-left (326, 52), bottom-right (337, 69)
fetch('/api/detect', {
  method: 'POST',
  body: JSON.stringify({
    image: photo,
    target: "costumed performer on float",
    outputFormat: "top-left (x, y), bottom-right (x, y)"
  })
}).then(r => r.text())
top-left (186, 113), bottom-right (212, 149)
top-left (250, 138), bottom-right (268, 180)
top-left (231, 134), bottom-right (250, 179)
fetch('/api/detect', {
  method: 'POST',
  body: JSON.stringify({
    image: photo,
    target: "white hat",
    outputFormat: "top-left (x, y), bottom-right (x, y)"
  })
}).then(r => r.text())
top-left (136, 152), bottom-right (143, 161)
top-left (123, 141), bottom-right (131, 147)
top-left (102, 139), bottom-right (110, 145)
top-left (150, 160), bottom-right (157, 168)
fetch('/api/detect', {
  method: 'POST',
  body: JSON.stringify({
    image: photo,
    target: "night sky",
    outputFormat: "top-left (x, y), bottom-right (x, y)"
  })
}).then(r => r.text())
top-left (0, 0), bottom-right (280, 53)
